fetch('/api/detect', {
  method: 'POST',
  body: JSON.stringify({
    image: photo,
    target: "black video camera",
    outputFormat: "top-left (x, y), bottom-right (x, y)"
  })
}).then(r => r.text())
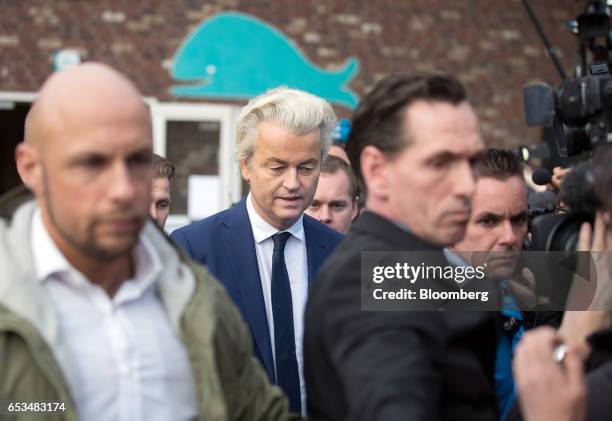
top-left (524, 63), bottom-right (612, 161)
top-left (529, 161), bottom-right (601, 252)
top-left (524, 0), bottom-right (612, 162)
top-left (522, 1), bottom-right (609, 251)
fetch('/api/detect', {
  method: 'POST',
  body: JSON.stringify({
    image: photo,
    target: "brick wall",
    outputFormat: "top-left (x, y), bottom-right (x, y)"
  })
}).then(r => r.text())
top-left (0, 0), bottom-right (584, 147)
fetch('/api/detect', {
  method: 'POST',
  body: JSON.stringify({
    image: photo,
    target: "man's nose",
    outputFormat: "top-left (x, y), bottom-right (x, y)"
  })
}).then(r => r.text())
top-left (454, 160), bottom-right (476, 199)
top-left (282, 168), bottom-right (300, 191)
top-left (498, 220), bottom-right (517, 247)
top-left (318, 205), bottom-right (332, 224)
top-left (109, 162), bottom-right (137, 202)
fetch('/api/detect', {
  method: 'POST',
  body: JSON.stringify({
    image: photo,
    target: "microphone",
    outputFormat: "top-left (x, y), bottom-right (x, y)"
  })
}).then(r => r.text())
top-left (532, 168), bottom-right (552, 186)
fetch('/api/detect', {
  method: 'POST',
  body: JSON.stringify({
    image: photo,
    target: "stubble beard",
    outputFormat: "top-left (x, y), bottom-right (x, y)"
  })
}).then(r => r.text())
top-left (42, 171), bottom-right (142, 262)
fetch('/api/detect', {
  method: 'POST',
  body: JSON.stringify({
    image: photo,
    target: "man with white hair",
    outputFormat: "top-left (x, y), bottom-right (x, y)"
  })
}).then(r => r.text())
top-left (171, 87), bottom-right (343, 414)
top-left (1, 63), bottom-right (298, 421)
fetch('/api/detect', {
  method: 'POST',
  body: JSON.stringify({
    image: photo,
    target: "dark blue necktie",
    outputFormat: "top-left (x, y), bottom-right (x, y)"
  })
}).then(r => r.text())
top-left (271, 231), bottom-right (301, 413)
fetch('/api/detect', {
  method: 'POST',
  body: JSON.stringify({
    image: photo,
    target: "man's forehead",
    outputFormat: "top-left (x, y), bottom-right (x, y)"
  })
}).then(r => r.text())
top-left (152, 177), bottom-right (170, 196)
top-left (315, 170), bottom-right (349, 195)
top-left (44, 140), bottom-right (150, 173)
top-left (26, 63), bottom-right (149, 149)
top-left (256, 120), bottom-right (320, 141)
top-left (152, 177), bottom-right (170, 187)
top-left (402, 101), bottom-right (482, 154)
top-left (405, 99), bottom-right (476, 122)
top-left (472, 177), bottom-right (527, 214)
top-left (320, 169), bottom-right (350, 186)
top-left (59, 124), bottom-right (151, 151)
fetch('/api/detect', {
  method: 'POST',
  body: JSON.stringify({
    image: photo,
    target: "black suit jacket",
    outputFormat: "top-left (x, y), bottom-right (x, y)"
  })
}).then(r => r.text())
top-left (304, 211), bottom-right (499, 421)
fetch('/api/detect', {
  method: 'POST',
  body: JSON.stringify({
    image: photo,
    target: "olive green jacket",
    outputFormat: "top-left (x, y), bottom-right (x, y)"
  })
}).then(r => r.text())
top-left (0, 199), bottom-right (301, 421)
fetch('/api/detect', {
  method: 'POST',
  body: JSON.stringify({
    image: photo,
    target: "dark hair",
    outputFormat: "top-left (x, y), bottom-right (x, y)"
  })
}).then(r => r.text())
top-left (472, 148), bottom-right (523, 180)
top-left (593, 145), bottom-right (612, 211)
top-left (320, 155), bottom-right (359, 199)
top-left (153, 154), bottom-right (176, 180)
top-left (347, 74), bottom-right (467, 185)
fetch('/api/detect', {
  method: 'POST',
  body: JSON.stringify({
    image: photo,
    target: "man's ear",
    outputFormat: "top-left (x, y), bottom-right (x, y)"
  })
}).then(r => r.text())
top-left (350, 197), bottom-right (360, 221)
top-left (360, 145), bottom-right (389, 200)
top-left (15, 142), bottom-right (43, 195)
top-left (239, 158), bottom-right (251, 184)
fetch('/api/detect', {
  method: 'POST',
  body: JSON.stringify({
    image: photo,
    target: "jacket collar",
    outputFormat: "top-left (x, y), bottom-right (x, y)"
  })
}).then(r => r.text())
top-left (223, 197), bottom-right (337, 284)
top-left (351, 211), bottom-right (442, 252)
top-left (245, 193), bottom-right (305, 243)
top-left (219, 198), bottom-right (275, 376)
top-left (0, 200), bottom-right (196, 347)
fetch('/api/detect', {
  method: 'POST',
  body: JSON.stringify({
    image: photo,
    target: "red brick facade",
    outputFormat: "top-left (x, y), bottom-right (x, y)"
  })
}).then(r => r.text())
top-left (0, 0), bottom-right (583, 147)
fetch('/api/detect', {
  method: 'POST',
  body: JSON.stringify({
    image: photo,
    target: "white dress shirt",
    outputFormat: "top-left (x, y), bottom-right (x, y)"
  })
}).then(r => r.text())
top-left (246, 193), bottom-right (309, 413)
top-left (31, 210), bottom-right (197, 421)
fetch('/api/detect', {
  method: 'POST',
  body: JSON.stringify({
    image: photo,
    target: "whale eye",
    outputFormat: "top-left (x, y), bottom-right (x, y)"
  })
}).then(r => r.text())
top-left (205, 65), bottom-right (217, 75)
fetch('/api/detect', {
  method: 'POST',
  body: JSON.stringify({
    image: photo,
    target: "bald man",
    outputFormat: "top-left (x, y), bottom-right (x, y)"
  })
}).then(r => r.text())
top-left (0, 63), bottom-right (298, 421)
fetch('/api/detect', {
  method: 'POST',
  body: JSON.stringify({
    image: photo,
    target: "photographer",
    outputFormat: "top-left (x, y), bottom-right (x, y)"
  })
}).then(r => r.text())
top-left (448, 148), bottom-right (529, 420)
top-left (511, 145), bottom-right (612, 421)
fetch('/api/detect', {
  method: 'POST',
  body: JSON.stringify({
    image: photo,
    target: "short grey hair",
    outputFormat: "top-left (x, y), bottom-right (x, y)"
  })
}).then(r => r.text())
top-left (236, 86), bottom-right (337, 163)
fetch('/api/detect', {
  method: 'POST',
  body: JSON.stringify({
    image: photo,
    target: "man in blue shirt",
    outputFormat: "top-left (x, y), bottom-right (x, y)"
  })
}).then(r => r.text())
top-left (449, 148), bottom-right (529, 420)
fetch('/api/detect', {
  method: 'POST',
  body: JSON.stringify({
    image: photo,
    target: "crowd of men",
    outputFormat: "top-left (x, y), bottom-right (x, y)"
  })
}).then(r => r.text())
top-left (1, 62), bottom-right (612, 421)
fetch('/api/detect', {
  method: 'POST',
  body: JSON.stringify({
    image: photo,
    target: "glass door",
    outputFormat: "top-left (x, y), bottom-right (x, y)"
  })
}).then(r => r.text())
top-left (148, 101), bottom-right (242, 233)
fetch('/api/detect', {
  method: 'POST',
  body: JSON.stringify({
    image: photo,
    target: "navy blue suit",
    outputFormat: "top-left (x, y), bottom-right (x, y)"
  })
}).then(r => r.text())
top-left (170, 197), bottom-right (343, 381)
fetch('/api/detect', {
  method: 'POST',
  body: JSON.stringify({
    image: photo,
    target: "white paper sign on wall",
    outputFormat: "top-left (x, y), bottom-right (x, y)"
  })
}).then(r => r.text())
top-left (54, 49), bottom-right (81, 72)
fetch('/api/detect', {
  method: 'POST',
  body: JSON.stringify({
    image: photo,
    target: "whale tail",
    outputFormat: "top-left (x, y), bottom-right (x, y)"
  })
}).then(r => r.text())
top-left (333, 58), bottom-right (359, 83)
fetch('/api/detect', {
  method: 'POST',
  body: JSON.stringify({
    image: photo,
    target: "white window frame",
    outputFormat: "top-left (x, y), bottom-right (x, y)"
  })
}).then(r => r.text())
top-left (0, 91), bottom-right (37, 103)
top-left (147, 100), bottom-right (243, 231)
top-left (0, 92), bottom-right (243, 232)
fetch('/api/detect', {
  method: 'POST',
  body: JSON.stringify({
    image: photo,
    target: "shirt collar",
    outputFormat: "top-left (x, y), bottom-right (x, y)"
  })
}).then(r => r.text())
top-left (31, 208), bottom-right (163, 300)
top-left (246, 193), bottom-right (305, 243)
top-left (443, 248), bottom-right (469, 267)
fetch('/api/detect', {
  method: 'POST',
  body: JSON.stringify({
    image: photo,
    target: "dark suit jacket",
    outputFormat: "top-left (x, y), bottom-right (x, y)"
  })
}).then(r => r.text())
top-left (170, 197), bottom-right (343, 381)
top-left (304, 211), bottom-right (500, 421)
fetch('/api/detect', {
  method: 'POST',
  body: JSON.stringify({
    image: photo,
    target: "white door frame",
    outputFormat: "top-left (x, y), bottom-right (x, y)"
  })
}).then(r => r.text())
top-left (147, 99), bottom-right (243, 231)
top-left (0, 91), bottom-right (37, 103)
top-left (0, 91), bottom-right (243, 232)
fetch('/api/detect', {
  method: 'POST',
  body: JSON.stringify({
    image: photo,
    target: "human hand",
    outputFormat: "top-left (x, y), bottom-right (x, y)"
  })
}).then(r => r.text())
top-left (508, 267), bottom-right (539, 310)
top-left (514, 327), bottom-right (586, 421)
top-left (579, 211), bottom-right (612, 310)
top-left (549, 166), bottom-right (572, 191)
top-left (559, 310), bottom-right (611, 357)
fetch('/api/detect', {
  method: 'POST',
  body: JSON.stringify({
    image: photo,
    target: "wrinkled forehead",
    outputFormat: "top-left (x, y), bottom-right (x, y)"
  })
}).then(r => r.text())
top-left (472, 176), bottom-right (528, 216)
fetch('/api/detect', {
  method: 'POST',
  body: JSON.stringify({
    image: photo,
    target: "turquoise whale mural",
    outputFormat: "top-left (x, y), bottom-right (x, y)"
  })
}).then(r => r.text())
top-left (170, 12), bottom-right (359, 108)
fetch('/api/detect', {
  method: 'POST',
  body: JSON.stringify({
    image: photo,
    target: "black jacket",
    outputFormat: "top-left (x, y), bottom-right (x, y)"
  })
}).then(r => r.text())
top-left (584, 327), bottom-right (612, 420)
top-left (304, 211), bottom-right (499, 421)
